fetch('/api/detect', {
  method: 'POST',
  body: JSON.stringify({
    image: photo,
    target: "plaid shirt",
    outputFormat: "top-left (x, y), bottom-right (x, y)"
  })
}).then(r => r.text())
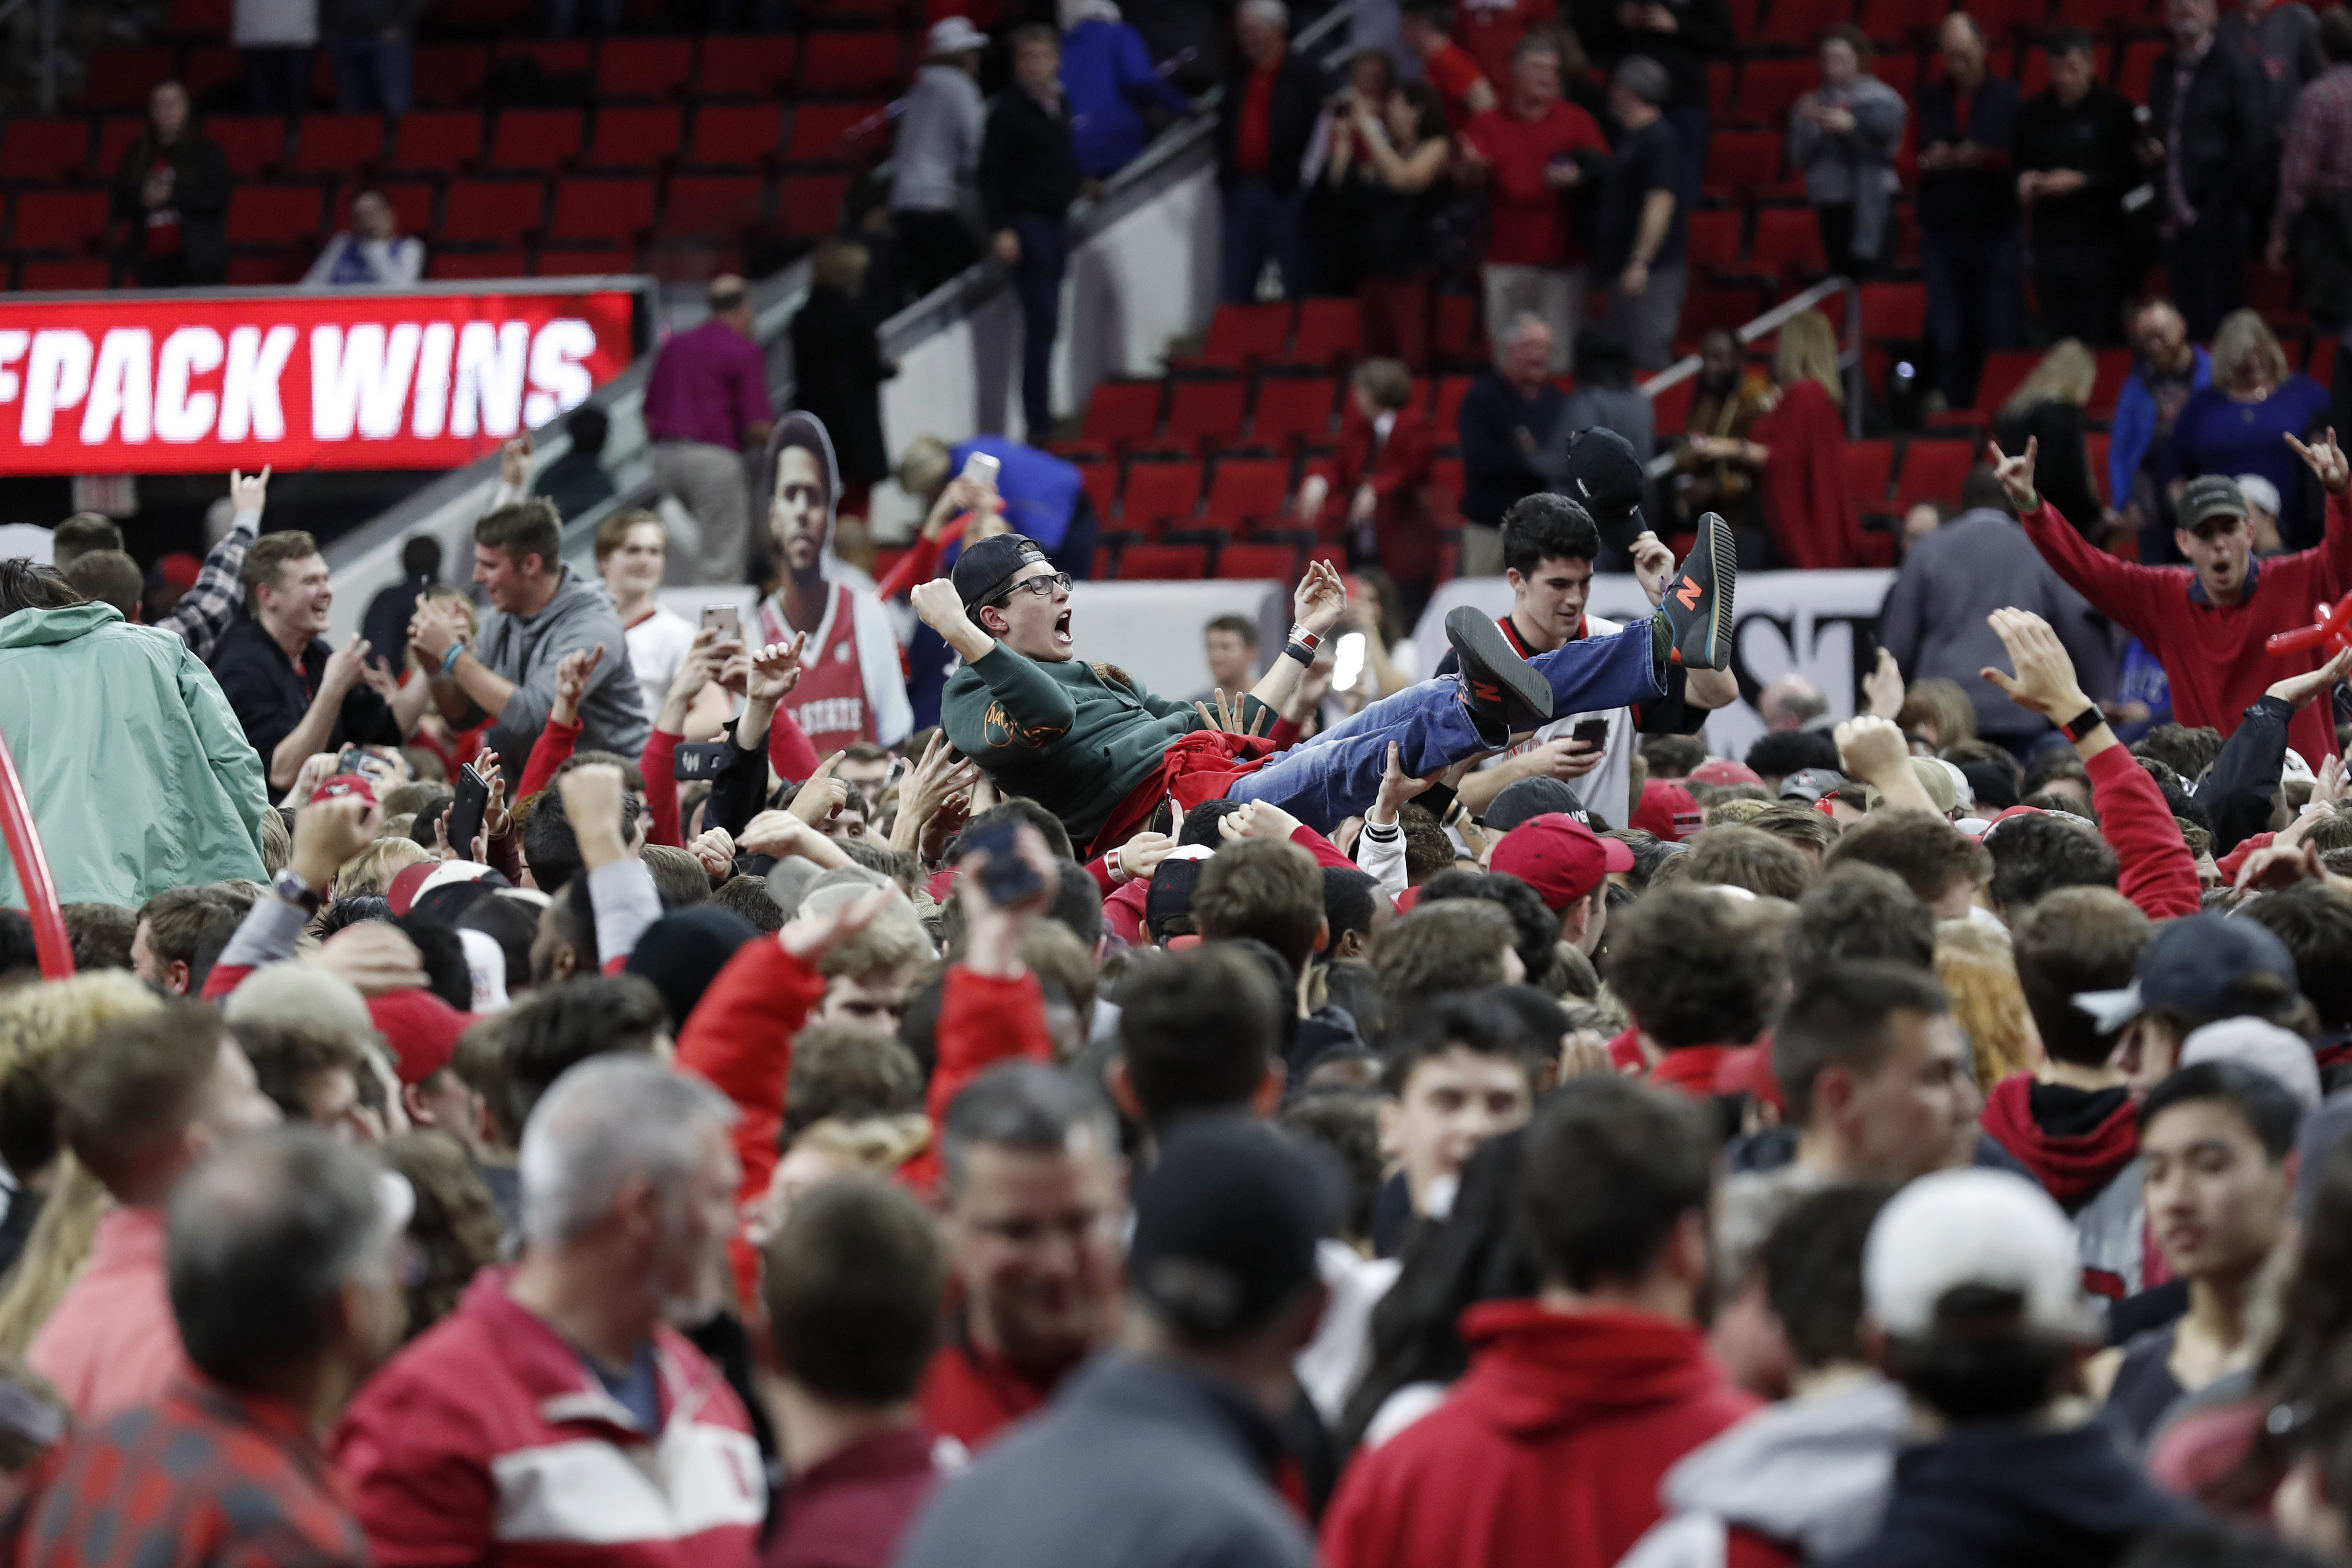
top-left (3, 1373), bottom-right (366, 1568)
top-left (157, 508), bottom-right (254, 664)
top-left (2276, 63), bottom-right (2352, 244)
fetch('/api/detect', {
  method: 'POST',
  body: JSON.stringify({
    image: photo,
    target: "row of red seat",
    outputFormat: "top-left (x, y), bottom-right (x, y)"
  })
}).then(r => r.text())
top-left (6, 242), bottom-right (664, 291)
top-left (1706, 31), bottom-right (2179, 132)
top-left (1724, 0), bottom-right (2159, 49)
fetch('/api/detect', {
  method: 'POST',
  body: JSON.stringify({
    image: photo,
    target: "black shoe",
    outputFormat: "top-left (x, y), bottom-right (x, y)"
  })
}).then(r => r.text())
top-left (1659, 513), bottom-right (1736, 673)
top-left (1446, 607), bottom-right (1553, 744)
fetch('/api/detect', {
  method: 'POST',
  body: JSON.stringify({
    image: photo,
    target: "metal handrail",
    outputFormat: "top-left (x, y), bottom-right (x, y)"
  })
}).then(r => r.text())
top-left (1639, 274), bottom-right (1866, 479)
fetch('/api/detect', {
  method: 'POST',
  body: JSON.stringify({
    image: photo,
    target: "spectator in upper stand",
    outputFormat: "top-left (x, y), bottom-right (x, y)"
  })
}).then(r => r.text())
top-left (892, 19), bottom-right (989, 301)
top-left (1325, 82), bottom-right (1452, 373)
top-left (1787, 26), bottom-right (1907, 284)
top-left (1685, 309), bottom-right (1859, 569)
top-left (2169, 309), bottom-right (2333, 549)
top-left (1880, 464), bottom-right (2111, 751)
top-left (983, 25), bottom-right (1085, 442)
top-left (1454, 0), bottom-right (1554, 87)
top-left (1461, 35), bottom-right (1608, 373)
top-left (1560, 322), bottom-right (1655, 465)
top-left (1062, 0), bottom-right (1195, 179)
top-left (1399, 0), bottom-right (1497, 128)
top-left (210, 532), bottom-right (404, 795)
top-left (110, 81), bottom-right (228, 289)
top-left (1296, 359), bottom-right (1441, 625)
top-left (2219, 0), bottom-right (2323, 134)
top-left (2270, 8), bottom-right (2352, 434)
top-left (2144, 0), bottom-right (2274, 342)
top-left (1993, 341), bottom-right (2108, 536)
top-left (1916, 12), bottom-right (2022, 414)
top-left (2110, 298), bottom-right (2213, 552)
top-left (1578, 0), bottom-right (1734, 208)
top-left (1670, 329), bottom-right (1773, 541)
top-left (644, 275), bottom-right (773, 585)
top-left (790, 239), bottom-right (895, 517)
top-left (360, 533), bottom-right (438, 685)
top-left (323, 0), bottom-right (418, 113)
top-left (2014, 29), bottom-right (2141, 347)
top-left (301, 187), bottom-right (423, 288)
top-left (235, 0), bottom-right (315, 113)
top-left (1457, 313), bottom-right (1568, 576)
top-left (531, 405), bottom-right (617, 521)
top-left (1215, 0), bottom-right (1321, 303)
top-left (1594, 57), bottom-right (1686, 373)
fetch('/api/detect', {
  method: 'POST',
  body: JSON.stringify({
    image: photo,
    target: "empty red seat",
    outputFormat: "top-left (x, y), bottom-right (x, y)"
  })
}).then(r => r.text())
top-left (2087, 346), bottom-right (2133, 420)
top-left (664, 174), bottom-right (762, 235)
top-left (1732, 59), bottom-right (1813, 124)
top-left (1217, 542), bottom-right (1302, 580)
top-left (162, 0), bottom-right (232, 37)
top-left (1190, 302), bottom-right (1292, 368)
top-left (1651, 377), bottom-right (1697, 435)
top-left (1078, 381), bottom-right (1162, 447)
top-left (227, 252), bottom-right (306, 285)
top-left (182, 47), bottom-right (244, 103)
top-left (694, 35), bottom-right (800, 96)
top-left (225, 183), bottom-right (322, 246)
top-left (429, 248), bottom-right (529, 280)
top-left (799, 30), bottom-right (905, 94)
top-left (1285, 298), bottom-right (1363, 365)
top-left (1254, 375), bottom-right (1337, 444)
top-left (596, 38), bottom-right (695, 99)
top-left (1750, 206), bottom-right (1827, 279)
top-left (1707, 60), bottom-right (1738, 115)
top-left (411, 44), bottom-right (490, 108)
top-left (1861, 280), bottom-right (1928, 340)
top-left (1114, 543), bottom-right (1208, 580)
top-left (1702, 131), bottom-right (1782, 200)
top-left (586, 106), bottom-right (683, 169)
top-left (288, 113), bottom-right (385, 176)
top-left (83, 47), bottom-right (176, 110)
top-left (1970, 348), bottom-right (2039, 416)
top-left (787, 101), bottom-right (886, 162)
top-left (777, 172), bottom-right (850, 238)
top-left (1843, 440), bottom-right (1896, 508)
top-left (1969, 0), bottom-right (2047, 32)
top-left (537, 242), bottom-right (638, 276)
top-left (486, 109), bottom-right (583, 174)
top-left (1076, 459), bottom-right (1118, 520)
top-left (2115, 38), bottom-right (2165, 99)
top-left (1682, 282), bottom-right (1767, 340)
top-left (1433, 375), bottom-right (1473, 442)
top-left (1858, 0), bottom-right (1947, 38)
top-left (1763, 0), bottom-right (1858, 46)
top-left (439, 178), bottom-right (546, 245)
top-left (1686, 209), bottom-right (1744, 274)
top-left (94, 116), bottom-right (145, 177)
top-left (370, 180), bottom-right (437, 237)
top-left (1122, 460), bottom-right (1204, 524)
top-left (0, 120), bottom-right (90, 184)
top-left (389, 111), bottom-right (484, 175)
top-left (1893, 438), bottom-right (1976, 510)
top-left (495, 40), bottom-right (591, 75)
top-left (207, 115), bottom-right (288, 178)
top-left (12, 188), bottom-right (110, 251)
top-left (19, 257), bottom-right (110, 290)
top-left (1166, 380), bottom-right (1248, 448)
top-left (546, 177), bottom-right (656, 243)
top-left (1205, 457), bottom-right (1293, 521)
top-left (688, 104), bottom-right (781, 167)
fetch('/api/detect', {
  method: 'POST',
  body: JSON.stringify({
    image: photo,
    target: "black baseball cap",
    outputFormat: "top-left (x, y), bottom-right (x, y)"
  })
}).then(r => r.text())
top-left (2180, 475), bottom-right (2250, 533)
top-left (1127, 1115), bottom-right (1339, 1342)
top-left (2076, 913), bottom-right (2299, 1032)
top-left (1485, 775), bottom-right (1588, 833)
top-left (952, 533), bottom-right (1050, 613)
top-left (1560, 427), bottom-right (1645, 535)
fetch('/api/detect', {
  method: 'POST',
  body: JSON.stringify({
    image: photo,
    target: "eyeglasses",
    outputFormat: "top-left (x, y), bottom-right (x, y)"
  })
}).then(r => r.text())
top-left (1004, 571), bottom-right (1073, 600)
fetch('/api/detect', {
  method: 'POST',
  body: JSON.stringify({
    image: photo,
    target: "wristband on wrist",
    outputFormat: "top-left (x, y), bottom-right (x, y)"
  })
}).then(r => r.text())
top-left (440, 641), bottom-right (465, 676)
top-left (1283, 640), bottom-right (1314, 666)
top-left (2058, 704), bottom-right (2106, 743)
top-left (1287, 623), bottom-right (1322, 652)
top-left (1105, 847), bottom-right (1128, 884)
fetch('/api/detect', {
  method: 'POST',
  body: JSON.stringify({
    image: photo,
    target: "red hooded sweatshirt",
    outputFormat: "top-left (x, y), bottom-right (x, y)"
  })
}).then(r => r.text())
top-left (1323, 1303), bottom-right (1759, 1568)
top-left (1978, 1074), bottom-right (2138, 1211)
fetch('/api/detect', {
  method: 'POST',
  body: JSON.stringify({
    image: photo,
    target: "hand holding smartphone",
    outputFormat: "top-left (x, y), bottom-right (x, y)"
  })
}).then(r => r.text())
top-left (702, 604), bottom-right (743, 645)
top-left (444, 764), bottom-right (490, 858)
top-left (1571, 718), bottom-right (1610, 752)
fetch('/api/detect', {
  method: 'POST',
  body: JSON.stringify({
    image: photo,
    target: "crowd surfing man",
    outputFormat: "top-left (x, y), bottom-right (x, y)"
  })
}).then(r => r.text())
top-left (917, 514), bottom-right (1737, 853)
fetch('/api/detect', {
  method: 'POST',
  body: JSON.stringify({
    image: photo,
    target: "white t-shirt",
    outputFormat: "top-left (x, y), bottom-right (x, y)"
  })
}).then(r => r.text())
top-left (623, 605), bottom-right (699, 720)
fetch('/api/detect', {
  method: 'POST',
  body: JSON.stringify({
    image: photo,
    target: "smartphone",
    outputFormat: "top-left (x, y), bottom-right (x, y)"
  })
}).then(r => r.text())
top-left (1571, 718), bottom-right (1610, 751)
top-left (673, 740), bottom-right (732, 780)
top-left (961, 451), bottom-right (1001, 490)
top-left (702, 604), bottom-right (742, 645)
top-left (337, 744), bottom-right (368, 775)
top-left (445, 764), bottom-right (489, 856)
top-left (966, 819), bottom-right (1044, 907)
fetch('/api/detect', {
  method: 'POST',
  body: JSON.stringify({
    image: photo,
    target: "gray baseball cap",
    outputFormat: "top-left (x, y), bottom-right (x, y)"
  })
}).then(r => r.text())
top-left (2181, 474), bottom-right (2250, 531)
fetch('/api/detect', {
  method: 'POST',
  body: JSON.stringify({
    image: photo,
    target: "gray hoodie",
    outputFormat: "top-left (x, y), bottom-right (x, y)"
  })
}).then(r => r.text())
top-left (1787, 75), bottom-right (1908, 262)
top-left (1618, 1374), bottom-right (1910, 1568)
top-left (472, 564), bottom-right (649, 766)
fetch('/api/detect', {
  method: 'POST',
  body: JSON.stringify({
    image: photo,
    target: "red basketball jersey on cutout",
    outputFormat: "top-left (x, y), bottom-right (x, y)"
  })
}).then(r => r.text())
top-left (759, 582), bottom-right (877, 758)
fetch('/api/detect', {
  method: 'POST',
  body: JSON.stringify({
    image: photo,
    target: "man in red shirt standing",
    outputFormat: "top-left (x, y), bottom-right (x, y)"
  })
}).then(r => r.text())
top-left (1402, 0), bottom-right (1499, 128)
top-left (2002, 430), bottom-right (2352, 770)
top-left (643, 276), bottom-right (774, 585)
top-left (1216, 0), bottom-right (1323, 301)
top-left (1462, 34), bottom-right (1608, 372)
top-left (1322, 1073), bottom-right (1758, 1568)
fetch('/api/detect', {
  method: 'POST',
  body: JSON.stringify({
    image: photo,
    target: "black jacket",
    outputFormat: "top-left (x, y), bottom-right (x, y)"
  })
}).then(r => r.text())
top-left (1916, 75), bottom-right (2022, 232)
top-left (2147, 36), bottom-right (2274, 220)
top-left (1457, 372), bottom-right (1568, 528)
top-left (2014, 82), bottom-right (2142, 246)
top-left (2198, 691), bottom-right (2297, 854)
top-left (979, 87), bottom-right (1082, 231)
top-left (1215, 50), bottom-right (1322, 195)
top-left (788, 285), bottom-right (892, 486)
top-left (894, 1354), bottom-right (1312, 1568)
top-left (208, 616), bottom-right (401, 778)
top-left (1572, 0), bottom-right (1736, 111)
top-left (1818, 1421), bottom-right (2187, 1568)
top-left (109, 129), bottom-right (229, 278)
top-left (530, 451), bottom-right (616, 521)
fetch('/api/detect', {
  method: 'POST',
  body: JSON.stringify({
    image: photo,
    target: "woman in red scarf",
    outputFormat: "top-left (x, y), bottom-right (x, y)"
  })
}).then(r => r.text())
top-left (1687, 309), bottom-right (1861, 568)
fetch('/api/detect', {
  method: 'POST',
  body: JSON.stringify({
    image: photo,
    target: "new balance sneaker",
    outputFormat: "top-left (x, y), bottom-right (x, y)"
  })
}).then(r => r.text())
top-left (1446, 607), bottom-right (1554, 745)
top-left (1658, 512), bottom-right (1736, 673)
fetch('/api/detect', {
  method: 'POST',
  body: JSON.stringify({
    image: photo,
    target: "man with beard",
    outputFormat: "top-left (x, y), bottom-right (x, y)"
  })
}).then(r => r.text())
top-left (1672, 329), bottom-right (1773, 536)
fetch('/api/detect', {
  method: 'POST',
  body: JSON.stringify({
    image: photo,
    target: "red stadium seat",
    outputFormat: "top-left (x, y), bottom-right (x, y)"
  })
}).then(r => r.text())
top-left (429, 248), bottom-right (530, 280)
top-left (776, 171), bottom-right (851, 237)
top-left (688, 104), bottom-right (782, 168)
top-left (1892, 437), bottom-right (1976, 509)
top-left (1727, 0), bottom-right (1762, 33)
top-left (208, 116), bottom-right (288, 179)
top-left (1861, 280), bottom-right (1928, 340)
top-left (1843, 440), bottom-right (1896, 508)
top-left (2309, 336), bottom-right (2338, 388)
top-left (95, 116), bottom-right (145, 177)
top-left (1732, 59), bottom-right (1813, 124)
top-left (226, 252), bottom-right (305, 285)
top-left (1436, 293), bottom-right (1481, 359)
top-left (694, 36), bottom-right (800, 97)
top-left (162, 0), bottom-right (232, 38)
top-left (1166, 379), bottom-right (1249, 449)
top-left (370, 180), bottom-right (437, 238)
top-left (1702, 131), bottom-right (1783, 201)
top-left (1284, 298), bottom-right (1364, 366)
top-left (1217, 542), bottom-right (1303, 580)
top-left (225, 184), bottom-right (323, 247)
top-left (1707, 60), bottom-right (1738, 116)
top-left (1186, 302), bottom-right (1292, 368)
top-left (1253, 375), bottom-right (1338, 445)
top-left (183, 47), bottom-right (244, 103)
top-left (596, 38), bottom-right (695, 100)
top-left (1858, 0), bottom-right (1948, 39)
top-left (663, 174), bottom-right (763, 235)
top-left (798, 30), bottom-right (906, 95)
top-left (1077, 380), bottom-right (1163, 447)
top-left (1969, 0), bottom-right (2047, 33)
top-left (2087, 346), bottom-right (2132, 420)
top-left (83, 47), bottom-right (176, 110)
top-left (388, 111), bottom-right (484, 175)
top-left (1121, 460), bottom-right (1204, 525)
top-left (1970, 349), bottom-right (2038, 417)
top-left (536, 242), bottom-right (638, 276)
top-left (0, 120), bottom-right (90, 185)
top-left (1204, 456), bottom-right (1293, 521)
top-left (1433, 375), bottom-right (1473, 443)
top-left (1076, 459), bottom-right (1118, 521)
top-left (546, 177), bottom-right (656, 243)
top-left (486, 109), bottom-right (584, 175)
top-left (495, 40), bottom-right (591, 76)
top-left (1681, 282), bottom-right (1767, 340)
top-left (288, 113), bottom-right (386, 177)
top-left (412, 44), bottom-right (490, 109)
top-left (1650, 376), bottom-right (1697, 435)
top-left (2086, 432), bottom-right (2112, 504)
top-left (19, 257), bottom-right (110, 290)
top-left (2115, 38), bottom-right (2165, 99)
top-left (1763, 0), bottom-right (1858, 47)
top-left (787, 101), bottom-right (887, 163)
top-left (1750, 206), bottom-right (1827, 281)
top-left (585, 106), bottom-right (683, 170)
top-left (11, 188), bottom-right (111, 252)
top-left (1686, 209), bottom-right (1744, 275)
top-left (1114, 543), bottom-right (1209, 580)
top-left (439, 178), bottom-right (546, 245)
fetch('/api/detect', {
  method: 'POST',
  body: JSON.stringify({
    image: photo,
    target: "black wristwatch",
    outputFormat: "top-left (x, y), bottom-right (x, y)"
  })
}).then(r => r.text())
top-left (272, 866), bottom-right (322, 916)
top-left (2058, 705), bottom-right (2106, 744)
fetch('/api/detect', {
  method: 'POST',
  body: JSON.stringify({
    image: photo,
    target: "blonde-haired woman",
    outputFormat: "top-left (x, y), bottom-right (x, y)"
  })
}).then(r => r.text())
top-left (1934, 919), bottom-right (2040, 1091)
top-left (1686, 309), bottom-right (1859, 567)
top-left (2170, 309), bottom-right (2333, 550)
top-left (1994, 339), bottom-right (2103, 535)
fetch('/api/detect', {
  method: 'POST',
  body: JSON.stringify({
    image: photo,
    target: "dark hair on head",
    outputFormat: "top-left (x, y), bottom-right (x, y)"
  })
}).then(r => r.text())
top-left (521, 786), bottom-right (643, 894)
top-left (784, 1023), bottom-right (922, 1137)
top-left (639, 844), bottom-right (711, 909)
top-left (1605, 884), bottom-right (1777, 1047)
top-left (1418, 870), bottom-right (1556, 987)
top-left (1379, 990), bottom-right (1551, 1097)
top-left (2240, 884), bottom-right (2352, 1033)
top-left (2021, 748), bottom-right (2091, 799)
top-left (565, 404), bottom-right (610, 456)
top-left (1773, 961), bottom-right (1951, 1122)
top-left (1179, 797), bottom-right (1246, 848)
top-left (1204, 612), bottom-right (1258, 648)
top-left (1045, 859), bottom-right (1104, 949)
top-left (710, 874), bottom-right (784, 932)
top-left (0, 911), bottom-right (37, 981)
top-left (51, 512), bottom-right (122, 569)
top-left (1520, 1075), bottom-right (1713, 1292)
top-left (62, 550), bottom-right (140, 619)
top-left (1322, 865), bottom-right (1383, 948)
top-left (1682, 825), bottom-right (1813, 902)
top-left (2134, 724), bottom-right (2226, 786)
top-left (1883, 1283), bottom-right (2076, 1419)
top-left (762, 1176), bottom-right (947, 1403)
top-left (939, 1060), bottom-right (1117, 1195)
top-left (1009, 20), bottom-right (1058, 48)
top-left (1393, 79), bottom-right (1449, 141)
top-left (1764, 1182), bottom-right (1895, 1372)
top-left (0, 560), bottom-right (84, 619)
top-left (1987, 811), bottom-right (2118, 914)
top-left (2139, 1060), bottom-right (2302, 1161)
top-left (1789, 864), bottom-right (1936, 980)
top-left (53, 1003), bottom-right (225, 1188)
top-left (1821, 21), bottom-right (1873, 60)
top-left (1642, 733), bottom-right (1706, 780)
top-left (1369, 901), bottom-right (1516, 1019)
top-left (1281, 1088), bottom-right (1384, 1246)
top-left (2043, 23), bottom-right (2094, 56)
top-left (2133, 755), bottom-right (2212, 831)
top-left (499, 973), bottom-right (668, 1133)
top-left (453, 894), bottom-right (537, 997)
top-left (377, 1132), bottom-right (500, 1341)
top-left (1193, 839), bottom-right (1325, 973)
top-left (1744, 729), bottom-right (1840, 782)
top-left (2324, 5), bottom-right (2352, 63)
top-left (392, 915), bottom-right (474, 1011)
top-left (474, 499), bottom-right (563, 577)
top-left (1823, 811), bottom-right (1987, 903)
top-left (59, 903), bottom-right (136, 973)
top-left (1958, 465), bottom-right (2012, 514)
top-left (956, 798), bottom-right (1074, 864)
top-left (1499, 493), bottom-right (1601, 578)
top-left (399, 533), bottom-right (442, 578)
top-left (239, 530), bottom-right (322, 595)
top-left (316, 893), bottom-right (393, 937)
top-left (2011, 888), bottom-right (2150, 1067)
top-left (1118, 944), bottom-right (1282, 1127)
top-left (1399, 801), bottom-right (1455, 883)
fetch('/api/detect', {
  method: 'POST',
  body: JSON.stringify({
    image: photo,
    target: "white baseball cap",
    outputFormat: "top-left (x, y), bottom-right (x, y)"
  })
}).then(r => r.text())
top-left (1864, 1169), bottom-right (2095, 1341)
top-left (2182, 1017), bottom-right (2323, 1111)
top-left (928, 16), bottom-right (989, 55)
top-left (2233, 473), bottom-right (2283, 518)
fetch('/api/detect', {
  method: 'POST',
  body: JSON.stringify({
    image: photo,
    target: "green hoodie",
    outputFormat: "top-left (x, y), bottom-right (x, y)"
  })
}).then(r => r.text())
top-left (0, 602), bottom-right (267, 910)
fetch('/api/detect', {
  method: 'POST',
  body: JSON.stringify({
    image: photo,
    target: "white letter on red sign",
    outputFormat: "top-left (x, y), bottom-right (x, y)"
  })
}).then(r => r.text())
top-left (524, 319), bottom-right (598, 429)
top-left (21, 331), bottom-right (92, 446)
top-left (0, 332), bottom-right (28, 406)
top-left (412, 322), bottom-right (454, 440)
top-left (313, 324), bottom-right (422, 442)
top-left (156, 327), bottom-right (226, 443)
top-left (221, 324), bottom-right (297, 443)
top-left (450, 320), bottom-right (529, 440)
top-left (82, 329), bottom-right (155, 445)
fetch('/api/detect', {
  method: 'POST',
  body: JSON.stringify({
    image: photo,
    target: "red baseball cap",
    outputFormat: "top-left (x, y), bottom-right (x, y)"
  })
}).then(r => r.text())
top-left (1490, 813), bottom-right (1635, 911)
top-left (1630, 780), bottom-right (1704, 843)
top-left (310, 773), bottom-right (379, 809)
top-left (367, 987), bottom-right (471, 1085)
top-left (1688, 759), bottom-right (1764, 788)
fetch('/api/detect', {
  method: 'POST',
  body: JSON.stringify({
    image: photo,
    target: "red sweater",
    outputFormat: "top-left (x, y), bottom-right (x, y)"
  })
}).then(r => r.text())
top-left (1323, 1302), bottom-right (1759, 1568)
top-left (2082, 741), bottom-right (2202, 919)
top-left (1461, 101), bottom-right (1606, 267)
top-left (2021, 491), bottom-right (2352, 770)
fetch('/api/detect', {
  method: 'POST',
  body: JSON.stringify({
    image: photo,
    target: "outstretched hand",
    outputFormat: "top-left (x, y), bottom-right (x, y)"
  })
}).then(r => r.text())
top-left (1292, 559), bottom-right (1348, 637)
top-left (551, 644), bottom-right (603, 724)
top-left (1986, 438), bottom-right (2040, 513)
top-left (1979, 607), bottom-right (2090, 720)
top-left (2288, 427), bottom-right (2352, 495)
top-left (2268, 643), bottom-right (2352, 711)
top-left (229, 465), bottom-right (271, 513)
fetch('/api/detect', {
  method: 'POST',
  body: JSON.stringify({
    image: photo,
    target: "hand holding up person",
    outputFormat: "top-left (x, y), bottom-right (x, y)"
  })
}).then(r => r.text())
top-left (1218, 798), bottom-right (1304, 844)
top-left (888, 732), bottom-right (981, 856)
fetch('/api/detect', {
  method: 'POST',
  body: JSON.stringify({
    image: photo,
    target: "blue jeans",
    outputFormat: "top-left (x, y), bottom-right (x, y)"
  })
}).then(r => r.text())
top-left (1011, 214), bottom-right (1068, 439)
top-left (1219, 178), bottom-right (1303, 303)
top-left (331, 37), bottom-right (412, 114)
top-left (1226, 617), bottom-right (1662, 829)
